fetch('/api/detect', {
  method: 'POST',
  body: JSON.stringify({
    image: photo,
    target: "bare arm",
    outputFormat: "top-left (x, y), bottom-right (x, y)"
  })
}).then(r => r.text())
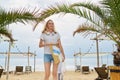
top-left (58, 39), bottom-right (65, 62)
top-left (39, 39), bottom-right (45, 48)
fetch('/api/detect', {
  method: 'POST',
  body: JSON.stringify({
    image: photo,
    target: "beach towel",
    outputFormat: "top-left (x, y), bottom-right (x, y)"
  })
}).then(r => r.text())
top-left (50, 46), bottom-right (62, 64)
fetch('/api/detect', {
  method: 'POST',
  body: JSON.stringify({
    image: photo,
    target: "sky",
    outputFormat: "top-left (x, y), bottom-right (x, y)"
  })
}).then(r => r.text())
top-left (0, 0), bottom-right (116, 58)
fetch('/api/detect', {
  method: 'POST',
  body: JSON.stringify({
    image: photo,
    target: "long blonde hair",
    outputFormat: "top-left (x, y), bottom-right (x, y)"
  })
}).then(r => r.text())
top-left (42, 19), bottom-right (56, 33)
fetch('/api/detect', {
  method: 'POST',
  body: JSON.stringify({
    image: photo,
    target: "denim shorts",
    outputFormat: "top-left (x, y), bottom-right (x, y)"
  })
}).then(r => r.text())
top-left (44, 54), bottom-right (53, 63)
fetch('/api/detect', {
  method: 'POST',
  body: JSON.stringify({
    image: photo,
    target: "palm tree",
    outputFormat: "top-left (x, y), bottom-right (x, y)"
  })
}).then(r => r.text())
top-left (0, 8), bottom-right (39, 42)
top-left (36, 0), bottom-right (120, 46)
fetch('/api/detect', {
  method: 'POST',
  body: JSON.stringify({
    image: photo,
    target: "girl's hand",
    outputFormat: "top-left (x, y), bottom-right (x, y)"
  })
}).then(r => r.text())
top-left (54, 43), bottom-right (59, 48)
top-left (62, 56), bottom-right (65, 62)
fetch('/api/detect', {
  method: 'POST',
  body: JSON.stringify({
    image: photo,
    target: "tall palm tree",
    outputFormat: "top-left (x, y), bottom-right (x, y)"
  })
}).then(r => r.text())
top-left (36, 0), bottom-right (120, 46)
top-left (0, 8), bottom-right (39, 42)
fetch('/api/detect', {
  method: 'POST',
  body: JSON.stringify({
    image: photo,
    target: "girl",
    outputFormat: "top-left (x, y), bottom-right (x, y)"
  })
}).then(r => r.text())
top-left (39, 19), bottom-right (65, 80)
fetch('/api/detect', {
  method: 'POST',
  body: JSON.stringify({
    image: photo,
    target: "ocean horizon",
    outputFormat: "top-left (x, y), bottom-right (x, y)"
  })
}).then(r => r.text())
top-left (0, 54), bottom-right (113, 71)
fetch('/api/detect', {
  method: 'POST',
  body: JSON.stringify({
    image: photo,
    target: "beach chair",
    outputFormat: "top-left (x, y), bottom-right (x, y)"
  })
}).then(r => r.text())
top-left (15, 66), bottom-right (23, 75)
top-left (82, 66), bottom-right (90, 74)
top-left (0, 65), bottom-right (4, 76)
top-left (94, 67), bottom-right (109, 80)
top-left (25, 66), bottom-right (32, 74)
top-left (0, 69), bottom-right (3, 78)
top-left (102, 64), bottom-right (106, 68)
top-left (75, 65), bottom-right (81, 72)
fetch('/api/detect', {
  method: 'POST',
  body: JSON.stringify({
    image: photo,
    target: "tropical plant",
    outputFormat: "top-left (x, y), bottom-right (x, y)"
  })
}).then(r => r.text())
top-left (0, 8), bottom-right (39, 42)
top-left (36, 0), bottom-right (120, 46)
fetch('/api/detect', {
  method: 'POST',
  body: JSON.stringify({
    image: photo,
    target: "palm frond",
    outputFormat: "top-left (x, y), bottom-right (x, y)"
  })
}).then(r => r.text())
top-left (0, 7), bottom-right (38, 28)
top-left (35, 3), bottom-right (104, 30)
top-left (73, 24), bottom-right (100, 36)
top-left (70, 2), bottom-right (107, 22)
top-left (0, 27), bottom-right (13, 42)
top-left (0, 7), bottom-right (40, 42)
top-left (101, 0), bottom-right (120, 25)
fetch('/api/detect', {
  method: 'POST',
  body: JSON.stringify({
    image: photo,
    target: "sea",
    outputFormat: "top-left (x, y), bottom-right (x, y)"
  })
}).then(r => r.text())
top-left (0, 54), bottom-right (113, 71)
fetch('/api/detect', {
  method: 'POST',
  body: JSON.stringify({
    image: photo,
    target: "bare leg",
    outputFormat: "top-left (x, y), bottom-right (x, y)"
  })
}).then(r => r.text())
top-left (44, 62), bottom-right (51, 80)
top-left (52, 63), bottom-right (59, 80)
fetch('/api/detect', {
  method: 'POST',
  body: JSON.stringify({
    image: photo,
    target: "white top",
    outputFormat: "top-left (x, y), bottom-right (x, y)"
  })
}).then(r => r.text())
top-left (40, 32), bottom-right (60, 54)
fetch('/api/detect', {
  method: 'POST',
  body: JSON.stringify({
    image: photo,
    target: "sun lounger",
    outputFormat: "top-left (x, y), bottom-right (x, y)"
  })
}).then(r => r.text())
top-left (15, 66), bottom-right (23, 75)
top-left (102, 64), bottom-right (106, 68)
top-left (82, 66), bottom-right (90, 74)
top-left (75, 65), bottom-right (81, 72)
top-left (94, 67), bottom-right (109, 80)
top-left (25, 66), bottom-right (32, 74)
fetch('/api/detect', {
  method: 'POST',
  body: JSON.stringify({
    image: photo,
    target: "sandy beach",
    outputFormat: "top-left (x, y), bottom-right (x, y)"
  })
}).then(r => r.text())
top-left (1, 71), bottom-right (98, 80)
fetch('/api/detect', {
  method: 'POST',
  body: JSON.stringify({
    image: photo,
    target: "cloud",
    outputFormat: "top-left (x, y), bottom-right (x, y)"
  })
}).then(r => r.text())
top-left (1, 0), bottom-right (100, 10)
top-left (0, 0), bottom-right (39, 8)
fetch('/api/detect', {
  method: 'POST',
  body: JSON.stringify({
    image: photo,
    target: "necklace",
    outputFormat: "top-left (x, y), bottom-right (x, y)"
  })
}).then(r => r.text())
top-left (45, 31), bottom-right (55, 36)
